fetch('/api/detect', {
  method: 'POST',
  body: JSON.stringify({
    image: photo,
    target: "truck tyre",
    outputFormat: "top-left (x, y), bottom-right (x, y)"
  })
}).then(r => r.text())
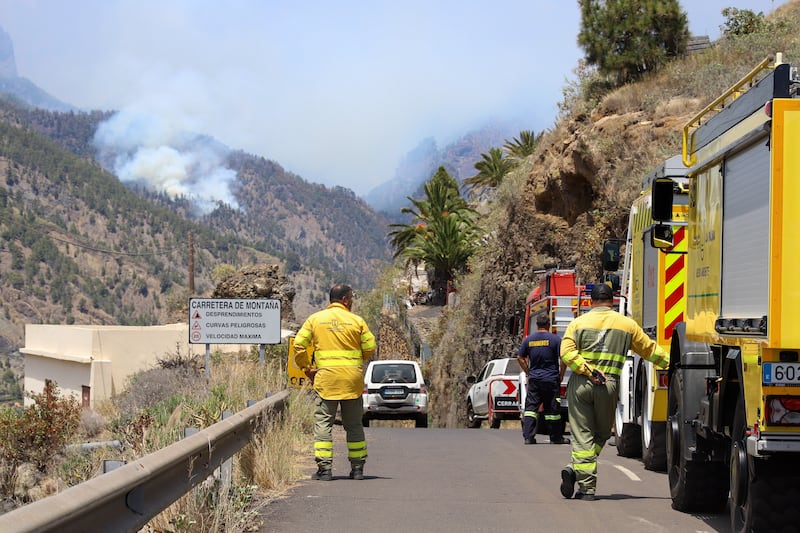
top-left (615, 421), bottom-right (642, 458)
top-left (362, 415), bottom-right (370, 427)
top-left (667, 371), bottom-right (728, 512)
top-left (728, 396), bottom-right (800, 532)
top-left (490, 413), bottom-right (502, 429)
top-left (467, 401), bottom-right (481, 428)
top-left (415, 413), bottom-right (428, 428)
top-left (642, 421), bottom-right (666, 471)
top-left (640, 366), bottom-right (666, 470)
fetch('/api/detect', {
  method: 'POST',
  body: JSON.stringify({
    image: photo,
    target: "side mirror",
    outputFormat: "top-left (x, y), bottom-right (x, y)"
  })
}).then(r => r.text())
top-left (602, 241), bottom-right (621, 272)
top-left (651, 178), bottom-right (674, 222)
top-left (467, 375), bottom-right (476, 385)
top-left (651, 224), bottom-right (674, 249)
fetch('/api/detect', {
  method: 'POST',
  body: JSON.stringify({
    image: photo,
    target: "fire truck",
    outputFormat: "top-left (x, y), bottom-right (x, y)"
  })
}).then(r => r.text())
top-left (517, 267), bottom-right (623, 433)
top-left (614, 155), bottom-right (688, 472)
top-left (651, 54), bottom-right (800, 531)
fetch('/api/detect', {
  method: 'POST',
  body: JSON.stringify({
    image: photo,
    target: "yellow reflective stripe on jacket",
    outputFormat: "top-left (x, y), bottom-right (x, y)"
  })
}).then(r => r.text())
top-left (315, 350), bottom-right (364, 367)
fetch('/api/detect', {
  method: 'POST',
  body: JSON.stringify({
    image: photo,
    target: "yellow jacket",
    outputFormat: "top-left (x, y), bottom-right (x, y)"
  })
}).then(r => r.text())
top-left (293, 302), bottom-right (376, 400)
top-left (561, 306), bottom-right (669, 378)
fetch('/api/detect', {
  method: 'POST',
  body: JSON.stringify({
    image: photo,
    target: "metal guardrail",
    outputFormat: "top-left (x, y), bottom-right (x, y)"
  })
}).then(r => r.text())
top-left (0, 388), bottom-right (291, 533)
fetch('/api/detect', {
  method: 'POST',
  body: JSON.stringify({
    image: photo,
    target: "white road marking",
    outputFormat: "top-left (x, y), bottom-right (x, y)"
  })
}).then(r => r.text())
top-left (611, 463), bottom-right (640, 481)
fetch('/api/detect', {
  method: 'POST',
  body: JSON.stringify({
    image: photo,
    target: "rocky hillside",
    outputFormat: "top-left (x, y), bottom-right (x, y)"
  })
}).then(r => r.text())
top-left (426, 1), bottom-right (800, 428)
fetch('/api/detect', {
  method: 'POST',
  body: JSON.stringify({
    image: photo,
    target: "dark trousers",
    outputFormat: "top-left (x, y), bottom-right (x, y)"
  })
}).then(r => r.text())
top-left (522, 379), bottom-right (563, 441)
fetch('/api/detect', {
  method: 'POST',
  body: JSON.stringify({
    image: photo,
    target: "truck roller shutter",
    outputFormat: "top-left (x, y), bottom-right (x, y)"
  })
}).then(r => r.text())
top-left (721, 140), bottom-right (770, 319)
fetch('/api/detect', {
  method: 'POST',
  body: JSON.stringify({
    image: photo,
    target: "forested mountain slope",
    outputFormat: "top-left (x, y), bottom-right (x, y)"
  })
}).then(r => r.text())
top-left (0, 96), bottom-right (392, 352)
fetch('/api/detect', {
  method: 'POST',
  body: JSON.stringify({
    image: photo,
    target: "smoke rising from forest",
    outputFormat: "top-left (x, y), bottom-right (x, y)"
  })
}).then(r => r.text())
top-left (92, 108), bottom-right (239, 215)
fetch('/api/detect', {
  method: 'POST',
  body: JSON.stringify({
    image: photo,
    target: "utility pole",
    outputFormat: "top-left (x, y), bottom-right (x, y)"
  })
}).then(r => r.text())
top-left (189, 231), bottom-right (195, 294)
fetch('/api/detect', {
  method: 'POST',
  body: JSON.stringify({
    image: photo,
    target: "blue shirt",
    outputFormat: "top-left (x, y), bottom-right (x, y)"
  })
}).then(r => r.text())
top-left (518, 330), bottom-right (561, 382)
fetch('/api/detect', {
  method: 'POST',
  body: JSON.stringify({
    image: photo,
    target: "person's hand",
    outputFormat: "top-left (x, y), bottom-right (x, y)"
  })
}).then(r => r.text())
top-left (305, 368), bottom-right (318, 384)
top-left (590, 368), bottom-right (606, 385)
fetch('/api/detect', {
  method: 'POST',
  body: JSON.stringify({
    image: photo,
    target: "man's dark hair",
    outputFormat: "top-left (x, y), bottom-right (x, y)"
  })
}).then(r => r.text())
top-left (330, 284), bottom-right (353, 303)
top-left (535, 314), bottom-right (550, 328)
top-left (590, 283), bottom-right (614, 302)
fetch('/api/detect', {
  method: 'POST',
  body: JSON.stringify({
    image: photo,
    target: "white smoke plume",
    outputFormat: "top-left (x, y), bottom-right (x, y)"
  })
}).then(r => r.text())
top-left (93, 108), bottom-right (239, 215)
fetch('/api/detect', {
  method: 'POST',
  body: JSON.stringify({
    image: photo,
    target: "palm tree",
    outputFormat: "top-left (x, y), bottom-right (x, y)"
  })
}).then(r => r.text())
top-left (388, 167), bottom-right (479, 304)
top-left (504, 130), bottom-right (541, 161)
top-left (462, 148), bottom-right (514, 197)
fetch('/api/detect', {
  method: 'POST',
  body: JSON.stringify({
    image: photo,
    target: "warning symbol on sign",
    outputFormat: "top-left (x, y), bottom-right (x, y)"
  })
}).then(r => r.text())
top-left (192, 321), bottom-right (201, 330)
top-left (193, 310), bottom-right (202, 319)
top-left (191, 331), bottom-right (202, 342)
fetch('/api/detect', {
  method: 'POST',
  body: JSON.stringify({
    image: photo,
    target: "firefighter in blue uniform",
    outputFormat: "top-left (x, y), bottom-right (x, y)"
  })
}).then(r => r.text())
top-left (517, 314), bottom-right (568, 445)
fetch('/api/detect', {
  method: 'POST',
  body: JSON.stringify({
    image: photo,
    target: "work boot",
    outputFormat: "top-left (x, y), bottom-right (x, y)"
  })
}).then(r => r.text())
top-left (560, 466), bottom-right (576, 498)
top-left (524, 438), bottom-right (536, 445)
top-left (551, 437), bottom-right (570, 444)
top-left (312, 467), bottom-right (332, 481)
top-left (574, 491), bottom-right (596, 501)
top-left (349, 464), bottom-right (364, 480)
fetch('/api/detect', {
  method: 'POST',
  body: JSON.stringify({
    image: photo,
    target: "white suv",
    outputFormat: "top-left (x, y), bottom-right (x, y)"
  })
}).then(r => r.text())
top-left (362, 360), bottom-right (428, 428)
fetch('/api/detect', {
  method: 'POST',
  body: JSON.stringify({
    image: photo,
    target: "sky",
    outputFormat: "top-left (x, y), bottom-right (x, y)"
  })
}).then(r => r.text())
top-left (0, 0), bottom-right (788, 203)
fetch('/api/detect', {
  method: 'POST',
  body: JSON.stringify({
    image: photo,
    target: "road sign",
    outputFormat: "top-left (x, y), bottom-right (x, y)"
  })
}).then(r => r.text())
top-left (189, 298), bottom-right (281, 344)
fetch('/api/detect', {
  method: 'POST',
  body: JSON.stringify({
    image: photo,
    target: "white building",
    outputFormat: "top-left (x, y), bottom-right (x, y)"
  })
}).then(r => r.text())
top-left (21, 324), bottom-right (200, 409)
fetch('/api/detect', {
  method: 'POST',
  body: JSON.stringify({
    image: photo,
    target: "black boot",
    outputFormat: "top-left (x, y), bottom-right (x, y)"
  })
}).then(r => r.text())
top-left (349, 464), bottom-right (364, 480)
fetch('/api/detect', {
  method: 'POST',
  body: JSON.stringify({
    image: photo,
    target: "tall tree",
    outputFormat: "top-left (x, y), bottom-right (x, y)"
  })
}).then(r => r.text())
top-left (577, 0), bottom-right (689, 84)
top-left (388, 167), bottom-right (479, 304)
top-left (462, 148), bottom-right (514, 197)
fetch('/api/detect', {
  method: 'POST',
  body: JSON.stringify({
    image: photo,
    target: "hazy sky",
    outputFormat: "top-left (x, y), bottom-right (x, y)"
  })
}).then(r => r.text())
top-left (0, 1), bottom-right (787, 198)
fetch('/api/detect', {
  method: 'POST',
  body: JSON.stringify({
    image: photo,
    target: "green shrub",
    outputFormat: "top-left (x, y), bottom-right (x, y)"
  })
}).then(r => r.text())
top-left (0, 382), bottom-right (81, 495)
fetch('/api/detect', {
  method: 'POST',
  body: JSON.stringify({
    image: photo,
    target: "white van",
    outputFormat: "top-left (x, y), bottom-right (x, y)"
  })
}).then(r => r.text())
top-left (362, 359), bottom-right (428, 428)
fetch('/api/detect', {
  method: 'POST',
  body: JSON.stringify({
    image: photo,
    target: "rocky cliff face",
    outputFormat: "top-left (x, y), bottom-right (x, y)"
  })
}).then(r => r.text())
top-left (427, 88), bottom-right (703, 428)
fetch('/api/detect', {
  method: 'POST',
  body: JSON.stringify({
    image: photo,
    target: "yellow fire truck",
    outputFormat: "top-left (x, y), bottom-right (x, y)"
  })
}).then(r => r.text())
top-left (652, 54), bottom-right (800, 531)
top-left (614, 155), bottom-right (688, 472)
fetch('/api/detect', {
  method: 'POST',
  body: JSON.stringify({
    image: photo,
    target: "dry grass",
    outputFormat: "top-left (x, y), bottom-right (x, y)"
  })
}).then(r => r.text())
top-left (135, 350), bottom-right (315, 532)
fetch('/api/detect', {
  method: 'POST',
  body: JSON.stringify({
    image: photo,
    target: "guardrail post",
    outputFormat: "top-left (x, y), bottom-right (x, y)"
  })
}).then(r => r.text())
top-left (220, 410), bottom-right (233, 493)
top-left (103, 460), bottom-right (125, 474)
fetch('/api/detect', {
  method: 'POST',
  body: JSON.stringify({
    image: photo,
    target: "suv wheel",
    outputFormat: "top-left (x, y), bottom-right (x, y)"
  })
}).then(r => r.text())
top-left (467, 401), bottom-right (481, 428)
top-left (415, 413), bottom-right (428, 428)
top-left (362, 415), bottom-right (370, 427)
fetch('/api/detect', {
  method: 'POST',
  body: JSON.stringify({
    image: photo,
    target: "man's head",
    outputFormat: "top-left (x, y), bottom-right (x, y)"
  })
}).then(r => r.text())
top-left (330, 284), bottom-right (354, 309)
top-left (590, 283), bottom-right (614, 304)
top-left (535, 314), bottom-right (550, 329)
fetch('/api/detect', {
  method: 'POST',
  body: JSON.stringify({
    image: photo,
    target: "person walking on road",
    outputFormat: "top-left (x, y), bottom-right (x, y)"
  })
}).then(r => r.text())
top-left (294, 284), bottom-right (376, 481)
top-left (517, 314), bottom-right (568, 445)
top-left (559, 283), bottom-right (669, 501)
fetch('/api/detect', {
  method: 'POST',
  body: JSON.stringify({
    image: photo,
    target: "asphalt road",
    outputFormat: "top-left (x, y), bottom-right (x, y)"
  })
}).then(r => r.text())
top-left (258, 426), bottom-right (731, 533)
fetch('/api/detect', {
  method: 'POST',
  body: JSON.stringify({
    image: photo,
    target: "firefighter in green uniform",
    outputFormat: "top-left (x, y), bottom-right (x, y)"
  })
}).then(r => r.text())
top-left (559, 283), bottom-right (669, 500)
top-left (294, 284), bottom-right (376, 481)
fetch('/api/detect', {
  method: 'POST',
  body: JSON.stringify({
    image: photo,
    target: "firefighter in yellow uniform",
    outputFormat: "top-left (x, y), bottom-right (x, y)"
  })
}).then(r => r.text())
top-left (294, 284), bottom-right (376, 481)
top-left (559, 283), bottom-right (669, 500)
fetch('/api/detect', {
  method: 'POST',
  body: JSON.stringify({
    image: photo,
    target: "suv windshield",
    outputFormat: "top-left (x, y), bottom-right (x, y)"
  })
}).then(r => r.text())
top-left (371, 363), bottom-right (417, 384)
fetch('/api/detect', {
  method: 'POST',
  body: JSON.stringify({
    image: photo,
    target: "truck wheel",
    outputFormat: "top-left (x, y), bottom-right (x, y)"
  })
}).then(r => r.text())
top-left (415, 413), bottom-right (428, 428)
top-left (667, 370), bottom-right (728, 512)
top-left (615, 421), bottom-right (642, 458)
top-left (642, 421), bottom-right (666, 471)
top-left (727, 396), bottom-right (800, 532)
top-left (467, 402), bottom-right (481, 428)
top-left (362, 415), bottom-right (370, 427)
top-left (490, 413), bottom-right (502, 429)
